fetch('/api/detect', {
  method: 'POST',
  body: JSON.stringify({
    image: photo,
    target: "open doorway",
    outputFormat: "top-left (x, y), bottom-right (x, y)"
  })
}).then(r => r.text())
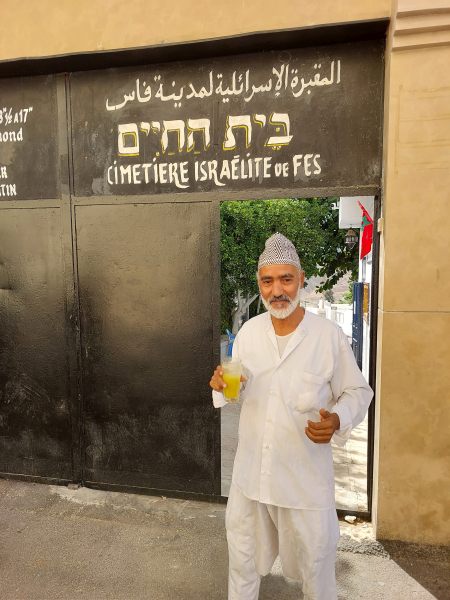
top-left (219, 196), bottom-right (375, 514)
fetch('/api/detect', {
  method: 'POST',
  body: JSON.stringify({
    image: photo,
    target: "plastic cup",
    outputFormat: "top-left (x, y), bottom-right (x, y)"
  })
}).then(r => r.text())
top-left (222, 359), bottom-right (242, 403)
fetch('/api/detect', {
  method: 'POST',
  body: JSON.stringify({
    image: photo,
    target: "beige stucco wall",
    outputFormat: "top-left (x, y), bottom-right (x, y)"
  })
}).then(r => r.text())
top-left (372, 0), bottom-right (450, 544)
top-left (0, 0), bottom-right (390, 61)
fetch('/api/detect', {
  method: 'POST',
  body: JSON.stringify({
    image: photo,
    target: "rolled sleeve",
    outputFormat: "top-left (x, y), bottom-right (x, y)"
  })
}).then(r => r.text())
top-left (332, 403), bottom-right (353, 446)
top-left (331, 328), bottom-right (373, 446)
top-left (212, 390), bottom-right (228, 408)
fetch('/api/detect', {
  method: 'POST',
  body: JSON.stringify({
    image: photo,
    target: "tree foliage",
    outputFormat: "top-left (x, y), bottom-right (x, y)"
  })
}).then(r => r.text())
top-left (220, 198), bottom-right (358, 332)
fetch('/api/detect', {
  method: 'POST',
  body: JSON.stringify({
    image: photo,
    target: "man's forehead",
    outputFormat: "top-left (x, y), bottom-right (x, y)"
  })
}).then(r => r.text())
top-left (259, 264), bottom-right (299, 277)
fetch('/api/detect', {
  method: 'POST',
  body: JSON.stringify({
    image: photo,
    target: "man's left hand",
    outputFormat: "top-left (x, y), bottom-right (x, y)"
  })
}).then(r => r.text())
top-left (305, 409), bottom-right (340, 444)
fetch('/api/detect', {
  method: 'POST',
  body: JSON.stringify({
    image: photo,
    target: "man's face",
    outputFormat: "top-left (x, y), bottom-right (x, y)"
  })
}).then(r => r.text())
top-left (258, 264), bottom-right (304, 319)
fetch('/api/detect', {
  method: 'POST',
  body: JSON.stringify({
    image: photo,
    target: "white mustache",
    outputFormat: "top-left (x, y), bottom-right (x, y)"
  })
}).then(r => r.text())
top-left (261, 286), bottom-right (302, 320)
top-left (270, 295), bottom-right (291, 304)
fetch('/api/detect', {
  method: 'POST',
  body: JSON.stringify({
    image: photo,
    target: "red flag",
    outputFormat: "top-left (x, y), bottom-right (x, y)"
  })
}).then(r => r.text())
top-left (358, 201), bottom-right (373, 259)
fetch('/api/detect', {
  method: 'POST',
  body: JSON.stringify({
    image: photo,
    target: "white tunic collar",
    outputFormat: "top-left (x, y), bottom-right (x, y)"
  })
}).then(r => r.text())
top-left (264, 310), bottom-right (310, 367)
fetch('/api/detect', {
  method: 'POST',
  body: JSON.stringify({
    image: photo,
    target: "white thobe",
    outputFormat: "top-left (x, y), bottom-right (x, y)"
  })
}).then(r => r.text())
top-left (214, 310), bottom-right (373, 510)
top-left (213, 310), bottom-right (373, 599)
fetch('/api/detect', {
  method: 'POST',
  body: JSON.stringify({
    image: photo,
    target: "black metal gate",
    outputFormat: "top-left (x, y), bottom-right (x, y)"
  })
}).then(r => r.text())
top-left (0, 207), bottom-right (73, 480)
top-left (0, 38), bottom-right (383, 498)
top-left (0, 76), bottom-right (78, 484)
top-left (76, 201), bottom-right (218, 494)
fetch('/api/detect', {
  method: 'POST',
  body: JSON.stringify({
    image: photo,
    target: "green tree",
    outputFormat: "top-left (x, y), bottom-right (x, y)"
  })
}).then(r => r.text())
top-left (341, 290), bottom-right (353, 304)
top-left (220, 198), bottom-right (358, 332)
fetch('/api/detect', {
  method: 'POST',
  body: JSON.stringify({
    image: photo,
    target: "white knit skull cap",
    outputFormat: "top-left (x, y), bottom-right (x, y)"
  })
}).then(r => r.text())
top-left (258, 233), bottom-right (301, 271)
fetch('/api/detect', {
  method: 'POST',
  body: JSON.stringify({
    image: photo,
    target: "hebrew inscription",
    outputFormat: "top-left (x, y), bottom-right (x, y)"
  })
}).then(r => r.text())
top-left (70, 41), bottom-right (383, 195)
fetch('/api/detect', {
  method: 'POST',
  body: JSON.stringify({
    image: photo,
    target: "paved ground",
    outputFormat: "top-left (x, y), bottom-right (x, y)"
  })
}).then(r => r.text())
top-left (221, 405), bottom-right (368, 512)
top-left (332, 416), bottom-right (368, 512)
top-left (1, 479), bottom-right (448, 600)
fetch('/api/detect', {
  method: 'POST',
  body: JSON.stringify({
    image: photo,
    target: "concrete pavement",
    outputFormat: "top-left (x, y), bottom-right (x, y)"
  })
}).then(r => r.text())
top-left (0, 479), bottom-right (448, 600)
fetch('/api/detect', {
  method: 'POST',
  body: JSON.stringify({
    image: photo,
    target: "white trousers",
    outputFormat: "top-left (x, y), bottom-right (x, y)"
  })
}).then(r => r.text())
top-left (225, 484), bottom-right (340, 600)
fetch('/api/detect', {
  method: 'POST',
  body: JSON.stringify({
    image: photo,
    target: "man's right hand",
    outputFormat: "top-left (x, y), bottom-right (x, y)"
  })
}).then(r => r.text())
top-left (209, 365), bottom-right (246, 392)
top-left (209, 365), bottom-right (226, 392)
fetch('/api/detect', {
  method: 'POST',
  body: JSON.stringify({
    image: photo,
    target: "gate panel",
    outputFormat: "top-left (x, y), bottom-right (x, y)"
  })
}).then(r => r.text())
top-left (0, 38), bottom-right (384, 496)
top-left (76, 201), bottom-right (218, 494)
top-left (70, 40), bottom-right (384, 199)
top-left (0, 75), bottom-right (59, 201)
top-left (0, 208), bottom-right (73, 479)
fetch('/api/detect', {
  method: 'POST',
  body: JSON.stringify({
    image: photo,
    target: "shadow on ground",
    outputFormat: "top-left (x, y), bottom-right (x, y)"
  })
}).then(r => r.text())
top-left (260, 557), bottom-right (302, 599)
top-left (260, 575), bottom-right (301, 599)
top-left (380, 540), bottom-right (450, 600)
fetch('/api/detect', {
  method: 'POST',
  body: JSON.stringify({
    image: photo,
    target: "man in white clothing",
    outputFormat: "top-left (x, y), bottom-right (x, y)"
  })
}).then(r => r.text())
top-left (210, 233), bottom-right (373, 600)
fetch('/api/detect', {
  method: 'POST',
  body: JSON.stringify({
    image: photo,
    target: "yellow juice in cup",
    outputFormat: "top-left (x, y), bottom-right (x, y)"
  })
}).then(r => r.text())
top-left (223, 373), bottom-right (241, 401)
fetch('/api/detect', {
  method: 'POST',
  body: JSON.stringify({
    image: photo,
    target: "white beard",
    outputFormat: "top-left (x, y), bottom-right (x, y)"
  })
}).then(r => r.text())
top-left (261, 286), bottom-right (302, 319)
